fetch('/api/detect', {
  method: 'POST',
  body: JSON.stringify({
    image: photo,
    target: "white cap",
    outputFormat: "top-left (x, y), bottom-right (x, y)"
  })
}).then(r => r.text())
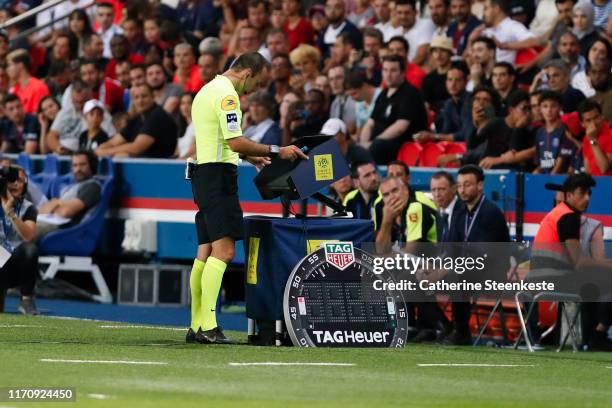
top-left (320, 118), bottom-right (347, 136)
top-left (83, 99), bottom-right (105, 115)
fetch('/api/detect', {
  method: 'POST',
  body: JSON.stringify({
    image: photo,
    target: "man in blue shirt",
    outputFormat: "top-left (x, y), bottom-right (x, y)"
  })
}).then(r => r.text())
top-left (1, 94), bottom-right (39, 154)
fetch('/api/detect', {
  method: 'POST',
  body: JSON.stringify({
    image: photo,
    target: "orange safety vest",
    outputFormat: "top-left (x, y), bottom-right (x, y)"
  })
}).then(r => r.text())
top-left (534, 202), bottom-right (577, 243)
top-left (532, 202), bottom-right (577, 271)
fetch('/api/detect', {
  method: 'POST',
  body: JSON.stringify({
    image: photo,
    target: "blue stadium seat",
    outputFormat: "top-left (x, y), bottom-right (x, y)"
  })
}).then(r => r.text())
top-left (16, 153), bottom-right (33, 174)
top-left (38, 158), bottom-right (115, 303)
top-left (30, 154), bottom-right (60, 197)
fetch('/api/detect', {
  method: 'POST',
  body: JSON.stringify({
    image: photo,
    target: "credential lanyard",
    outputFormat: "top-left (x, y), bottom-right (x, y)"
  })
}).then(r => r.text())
top-left (464, 194), bottom-right (485, 242)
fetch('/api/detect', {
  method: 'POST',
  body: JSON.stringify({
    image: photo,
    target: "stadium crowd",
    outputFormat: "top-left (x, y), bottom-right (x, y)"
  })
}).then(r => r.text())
top-left (0, 0), bottom-right (611, 349)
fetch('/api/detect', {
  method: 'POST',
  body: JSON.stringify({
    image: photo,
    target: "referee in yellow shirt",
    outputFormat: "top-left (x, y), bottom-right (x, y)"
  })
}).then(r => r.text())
top-left (187, 52), bottom-right (308, 344)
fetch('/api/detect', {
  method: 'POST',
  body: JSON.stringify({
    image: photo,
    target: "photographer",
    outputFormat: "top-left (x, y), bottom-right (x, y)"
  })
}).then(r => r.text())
top-left (0, 166), bottom-right (39, 315)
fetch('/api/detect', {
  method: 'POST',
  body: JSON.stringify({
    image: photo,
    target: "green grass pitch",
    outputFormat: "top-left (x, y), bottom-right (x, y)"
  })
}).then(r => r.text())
top-left (1, 313), bottom-right (612, 408)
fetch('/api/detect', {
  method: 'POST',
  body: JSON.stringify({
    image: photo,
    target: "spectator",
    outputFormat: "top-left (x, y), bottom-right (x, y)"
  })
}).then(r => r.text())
top-left (393, 0), bottom-right (436, 65)
top-left (224, 26), bottom-right (262, 70)
top-left (373, 0), bottom-right (394, 40)
top-left (344, 70), bottom-right (382, 139)
top-left (573, 39), bottom-right (612, 97)
top-left (122, 17), bottom-right (147, 56)
top-left (447, 0), bottom-right (482, 55)
top-left (529, 90), bottom-right (544, 127)
top-left (557, 31), bottom-right (587, 83)
top-left (104, 34), bottom-right (145, 80)
top-left (271, 1), bottom-right (288, 30)
top-left (438, 86), bottom-right (499, 166)
top-left (129, 63), bottom-right (146, 88)
top-left (592, 0), bottom-right (612, 29)
top-left (481, 0), bottom-right (535, 64)
top-left (320, 118), bottom-right (373, 163)
top-left (343, 161), bottom-right (380, 220)
top-left (62, 59), bottom-right (124, 114)
top-left (197, 52), bottom-right (219, 88)
top-left (358, 27), bottom-right (384, 85)
top-left (328, 65), bottom-right (356, 135)
top-left (572, 1), bottom-right (600, 57)
top-left (47, 80), bottom-right (116, 154)
top-left (289, 44), bottom-right (321, 93)
top-left (45, 61), bottom-right (72, 102)
top-left (176, 0), bottom-right (220, 42)
top-left (82, 34), bottom-right (107, 67)
top-left (268, 54), bottom-right (292, 106)
top-left (96, 2), bottom-right (123, 59)
top-left (467, 36), bottom-right (495, 91)
top-left (349, 0), bottom-right (376, 28)
top-left (67, 9), bottom-right (95, 57)
top-left (579, 99), bottom-right (612, 176)
top-left (282, 0), bottom-right (315, 50)
top-left (386, 35), bottom-right (426, 90)
top-left (79, 99), bottom-right (109, 151)
top-left (38, 33), bottom-right (76, 78)
top-left (263, 29), bottom-right (290, 61)
top-left (115, 60), bottom-right (131, 90)
top-left (243, 91), bottom-right (282, 145)
top-left (7, 49), bottom-right (50, 115)
top-left (422, 36), bottom-right (453, 113)
top-left (533, 90), bottom-right (574, 174)
top-left (36, 0), bottom-right (94, 43)
top-left (173, 43), bottom-right (204, 93)
top-left (37, 95), bottom-right (61, 154)
top-left (95, 84), bottom-right (177, 158)
top-left (588, 60), bottom-right (612, 123)
top-left (278, 90), bottom-right (301, 131)
top-left (417, 61), bottom-right (472, 143)
top-left (320, 0), bottom-right (361, 57)
top-left (361, 55), bottom-right (427, 164)
top-left (36, 151), bottom-right (101, 238)
top-left (176, 93), bottom-right (196, 159)
top-left (533, 59), bottom-right (586, 113)
top-left (330, 175), bottom-right (353, 202)
top-left (327, 31), bottom-right (362, 70)
top-left (285, 88), bottom-right (328, 143)
top-left (143, 17), bottom-right (163, 48)
top-left (479, 89), bottom-right (536, 170)
top-left (430, 0), bottom-right (452, 35)
top-left (309, 5), bottom-right (328, 47)
top-left (146, 62), bottom-right (182, 115)
top-left (1, 94), bottom-right (39, 154)
top-left (314, 74), bottom-right (332, 100)
top-left (491, 62), bottom-right (516, 114)
top-left (0, 165), bottom-right (39, 315)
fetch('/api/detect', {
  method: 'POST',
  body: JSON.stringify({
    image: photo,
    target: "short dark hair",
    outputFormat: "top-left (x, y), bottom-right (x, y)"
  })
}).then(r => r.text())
top-left (448, 60), bottom-right (469, 79)
top-left (73, 150), bottom-right (98, 175)
top-left (248, 0), bottom-right (268, 10)
top-left (230, 52), bottom-right (270, 75)
top-left (7, 49), bottom-right (31, 72)
top-left (338, 31), bottom-right (363, 50)
top-left (350, 161), bottom-right (375, 179)
top-left (387, 36), bottom-right (409, 54)
top-left (472, 85), bottom-right (501, 114)
top-left (130, 63), bottom-right (146, 72)
top-left (555, 0), bottom-right (576, 4)
top-left (382, 54), bottom-right (406, 72)
top-left (387, 160), bottom-right (410, 175)
top-left (538, 90), bottom-right (563, 106)
top-left (344, 70), bottom-right (367, 90)
top-left (431, 170), bottom-right (456, 185)
top-left (472, 36), bottom-right (496, 51)
top-left (563, 173), bottom-right (595, 194)
top-left (506, 89), bottom-right (529, 109)
top-left (493, 61), bottom-right (515, 77)
top-left (577, 99), bottom-right (602, 120)
top-left (2, 93), bottom-right (20, 106)
top-left (489, 0), bottom-right (509, 14)
top-left (71, 79), bottom-right (92, 93)
top-left (458, 164), bottom-right (484, 182)
top-left (363, 27), bottom-right (383, 44)
top-left (48, 60), bottom-right (69, 77)
top-left (80, 58), bottom-right (104, 72)
top-left (395, 0), bottom-right (417, 9)
top-left (97, 1), bottom-right (114, 10)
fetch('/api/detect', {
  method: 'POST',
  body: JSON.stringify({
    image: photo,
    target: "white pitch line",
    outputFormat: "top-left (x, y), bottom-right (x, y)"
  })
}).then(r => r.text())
top-left (40, 359), bottom-right (168, 365)
top-left (98, 325), bottom-right (185, 331)
top-left (229, 362), bottom-right (356, 367)
top-left (418, 363), bottom-right (536, 367)
top-left (0, 324), bottom-right (43, 328)
top-left (87, 393), bottom-right (114, 400)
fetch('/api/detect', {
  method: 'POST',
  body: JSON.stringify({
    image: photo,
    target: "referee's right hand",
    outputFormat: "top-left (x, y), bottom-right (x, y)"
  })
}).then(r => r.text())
top-left (279, 145), bottom-right (309, 161)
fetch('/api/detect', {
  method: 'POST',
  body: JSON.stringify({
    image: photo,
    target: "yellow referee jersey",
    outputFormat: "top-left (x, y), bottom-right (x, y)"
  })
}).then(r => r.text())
top-left (191, 75), bottom-right (242, 165)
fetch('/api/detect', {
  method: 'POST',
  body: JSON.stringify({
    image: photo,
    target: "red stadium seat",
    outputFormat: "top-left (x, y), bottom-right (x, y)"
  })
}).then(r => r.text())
top-left (397, 142), bottom-right (423, 166)
top-left (442, 142), bottom-right (467, 168)
top-left (420, 142), bottom-right (445, 167)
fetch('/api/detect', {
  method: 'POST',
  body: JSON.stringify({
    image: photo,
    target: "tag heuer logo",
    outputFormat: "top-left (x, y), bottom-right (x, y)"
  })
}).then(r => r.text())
top-left (324, 242), bottom-right (355, 270)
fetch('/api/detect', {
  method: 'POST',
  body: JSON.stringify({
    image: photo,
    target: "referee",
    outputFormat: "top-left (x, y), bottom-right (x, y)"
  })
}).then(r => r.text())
top-left (187, 52), bottom-right (308, 344)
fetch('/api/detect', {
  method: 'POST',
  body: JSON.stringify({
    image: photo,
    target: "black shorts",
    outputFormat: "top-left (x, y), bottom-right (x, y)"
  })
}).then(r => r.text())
top-left (191, 163), bottom-right (244, 244)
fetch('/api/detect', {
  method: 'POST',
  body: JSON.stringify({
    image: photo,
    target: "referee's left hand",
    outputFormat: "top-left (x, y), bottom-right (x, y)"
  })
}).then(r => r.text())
top-left (246, 156), bottom-right (272, 171)
top-left (279, 145), bottom-right (309, 161)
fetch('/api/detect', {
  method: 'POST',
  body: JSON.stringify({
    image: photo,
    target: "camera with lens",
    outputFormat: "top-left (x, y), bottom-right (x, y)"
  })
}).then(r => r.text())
top-left (0, 166), bottom-right (19, 198)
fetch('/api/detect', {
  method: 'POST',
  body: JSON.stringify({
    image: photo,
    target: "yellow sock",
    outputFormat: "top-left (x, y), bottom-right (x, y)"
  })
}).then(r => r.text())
top-left (200, 256), bottom-right (227, 331)
top-left (189, 259), bottom-right (205, 331)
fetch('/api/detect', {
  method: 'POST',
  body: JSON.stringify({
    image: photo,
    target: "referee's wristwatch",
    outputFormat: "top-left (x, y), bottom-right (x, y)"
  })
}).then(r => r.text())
top-left (268, 144), bottom-right (280, 157)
